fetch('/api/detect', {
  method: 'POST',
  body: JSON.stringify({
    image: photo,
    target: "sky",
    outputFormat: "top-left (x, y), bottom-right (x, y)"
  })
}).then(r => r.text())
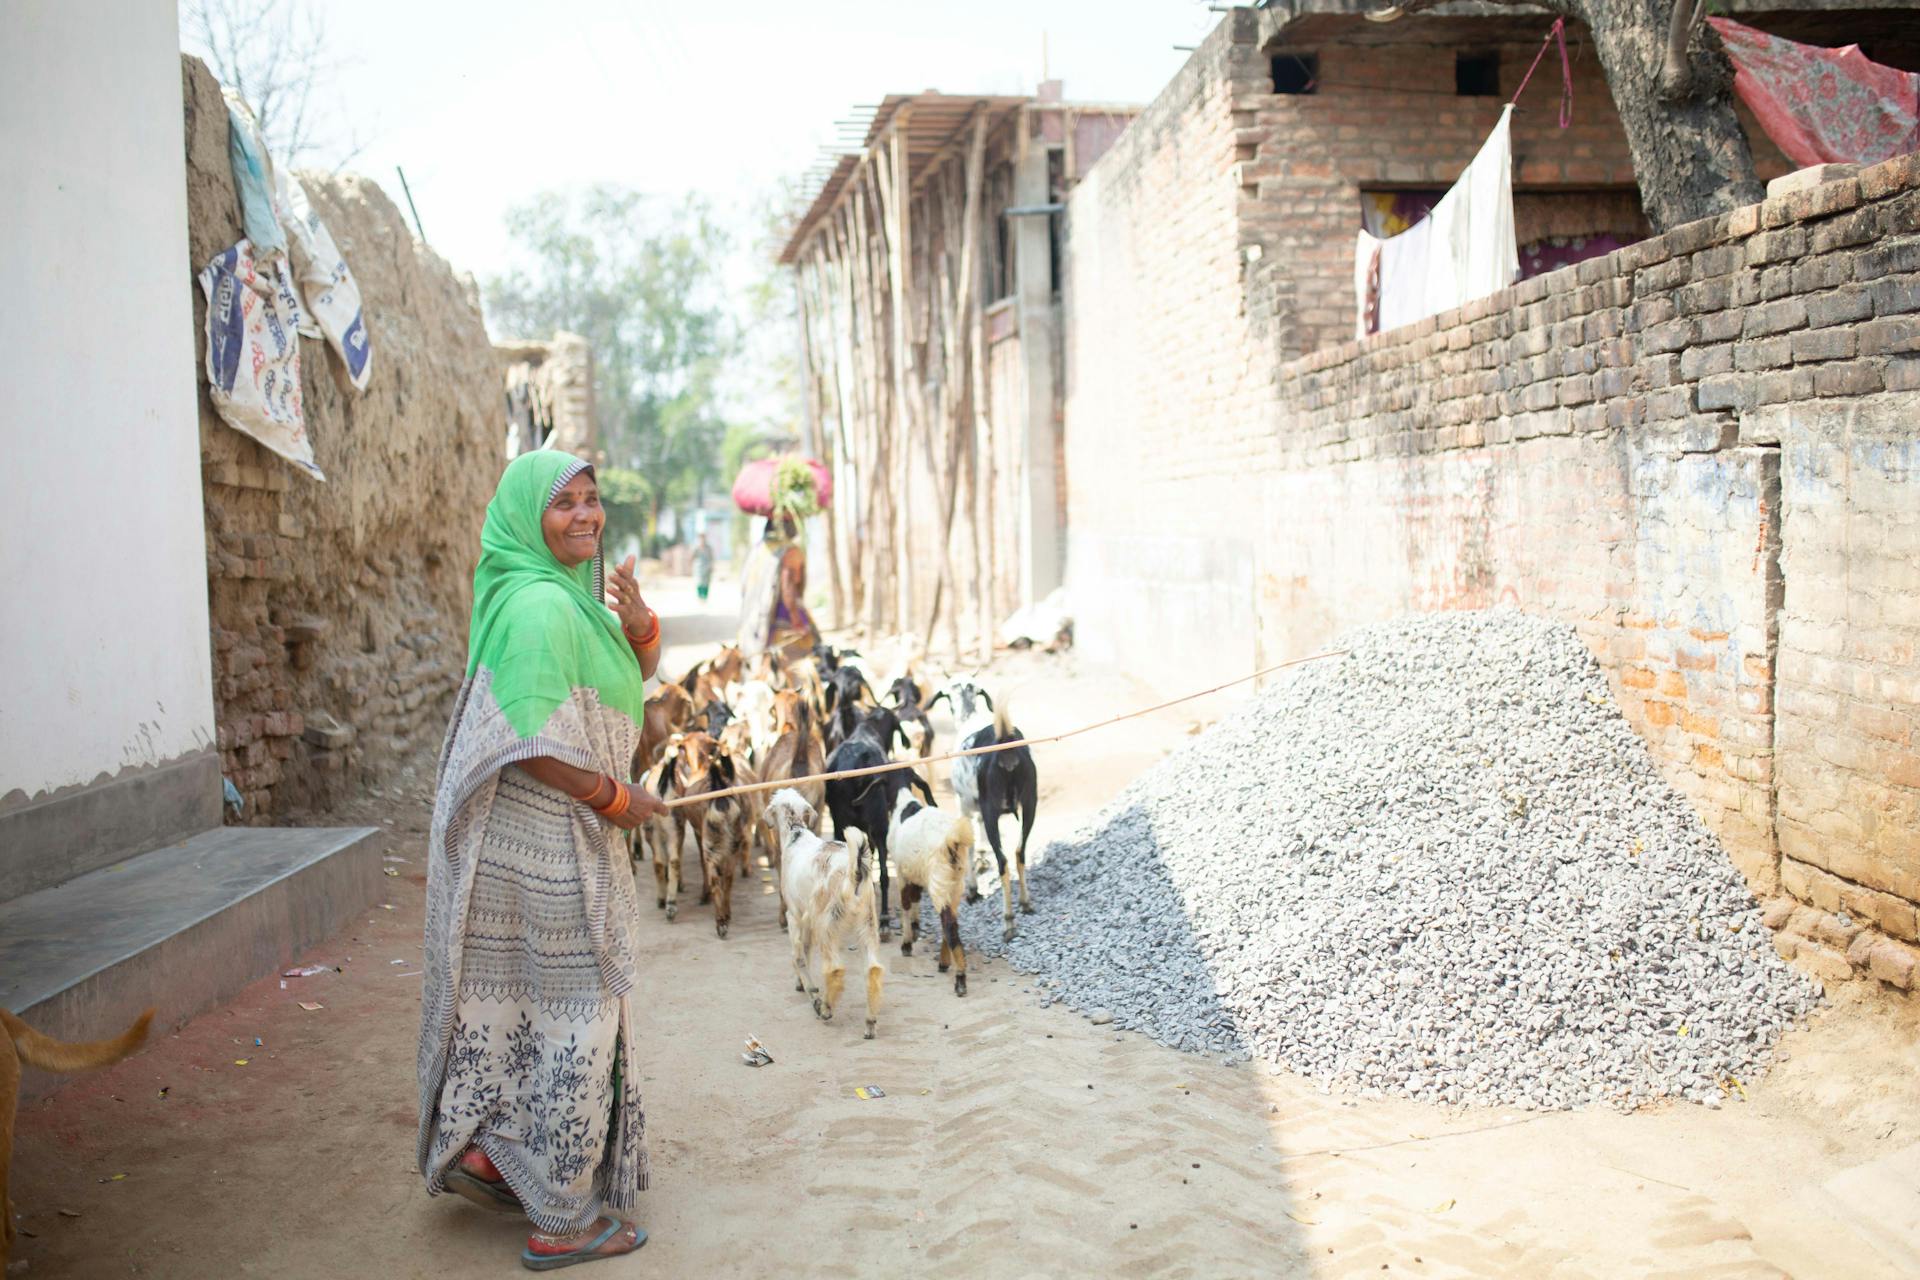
top-left (181, 0), bottom-right (1221, 294)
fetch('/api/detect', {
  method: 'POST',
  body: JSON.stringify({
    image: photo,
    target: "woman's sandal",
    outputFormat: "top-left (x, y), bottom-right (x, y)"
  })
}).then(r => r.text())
top-left (521, 1217), bottom-right (646, 1271)
top-left (445, 1148), bottom-right (522, 1214)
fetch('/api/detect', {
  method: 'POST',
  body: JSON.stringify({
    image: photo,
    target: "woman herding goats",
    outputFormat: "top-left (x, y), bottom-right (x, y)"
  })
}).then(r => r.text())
top-left (416, 449), bottom-right (670, 1269)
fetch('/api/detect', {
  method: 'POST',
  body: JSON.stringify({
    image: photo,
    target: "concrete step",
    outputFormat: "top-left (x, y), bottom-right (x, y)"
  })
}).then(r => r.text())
top-left (1, 824), bottom-right (383, 1102)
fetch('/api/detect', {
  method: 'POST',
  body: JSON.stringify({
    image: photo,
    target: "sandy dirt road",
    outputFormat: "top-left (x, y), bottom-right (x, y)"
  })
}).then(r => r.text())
top-left (11, 581), bottom-right (1920, 1278)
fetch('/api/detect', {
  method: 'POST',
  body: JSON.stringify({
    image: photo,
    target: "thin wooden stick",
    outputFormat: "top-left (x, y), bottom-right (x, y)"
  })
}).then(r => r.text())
top-left (660, 648), bottom-right (1349, 809)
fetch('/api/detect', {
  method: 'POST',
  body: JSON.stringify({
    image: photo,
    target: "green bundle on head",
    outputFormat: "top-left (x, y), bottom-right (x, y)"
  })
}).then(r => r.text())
top-left (770, 457), bottom-right (822, 523)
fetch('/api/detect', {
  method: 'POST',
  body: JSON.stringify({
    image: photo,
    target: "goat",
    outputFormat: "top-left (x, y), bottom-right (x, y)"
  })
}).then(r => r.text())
top-left (699, 762), bottom-right (749, 940)
top-left (685, 645), bottom-right (744, 709)
top-left (700, 699), bottom-right (734, 738)
top-left (766, 789), bottom-right (884, 1038)
top-left (885, 675), bottom-right (937, 760)
top-left (887, 788), bottom-right (973, 996)
top-left (718, 718), bottom-right (771, 878)
top-left (825, 704), bottom-right (930, 940)
top-left (822, 666), bottom-right (878, 754)
top-left (638, 680), bottom-right (695, 772)
top-left (723, 679), bottom-right (781, 758)
top-left (635, 750), bottom-right (685, 918)
top-left (670, 732), bottom-right (742, 936)
top-left (939, 681), bottom-right (1038, 940)
top-left (758, 691), bottom-right (824, 929)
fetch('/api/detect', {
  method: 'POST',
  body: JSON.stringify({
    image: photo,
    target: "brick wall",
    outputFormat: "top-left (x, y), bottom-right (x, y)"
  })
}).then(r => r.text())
top-left (1063, 10), bottom-right (1920, 989)
top-left (1061, 13), bottom-right (1273, 681)
top-left (184, 56), bottom-right (497, 820)
top-left (1235, 14), bottom-right (1792, 360)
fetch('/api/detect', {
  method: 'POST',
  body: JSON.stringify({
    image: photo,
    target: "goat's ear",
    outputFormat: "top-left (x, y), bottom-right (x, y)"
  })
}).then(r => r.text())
top-left (927, 688), bottom-right (948, 711)
top-left (978, 689), bottom-right (995, 711)
top-left (823, 682), bottom-right (838, 714)
top-left (895, 721), bottom-right (911, 751)
top-left (717, 754), bottom-right (736, 783)
top-left (910, 772), bottom-right (935, 804)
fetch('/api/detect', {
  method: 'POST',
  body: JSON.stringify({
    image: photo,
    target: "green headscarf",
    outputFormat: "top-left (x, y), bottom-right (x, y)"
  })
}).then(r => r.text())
top-left (466, 450), bottom-right (648, 737)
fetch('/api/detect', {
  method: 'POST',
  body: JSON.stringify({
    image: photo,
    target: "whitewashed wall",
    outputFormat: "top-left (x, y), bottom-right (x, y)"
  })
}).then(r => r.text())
top-left (0, 2), bottom-right (214, 801)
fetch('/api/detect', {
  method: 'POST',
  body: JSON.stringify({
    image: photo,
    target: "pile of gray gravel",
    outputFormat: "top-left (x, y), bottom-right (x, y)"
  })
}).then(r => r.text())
top-left (963, 610), bottom-right (1820, 1110)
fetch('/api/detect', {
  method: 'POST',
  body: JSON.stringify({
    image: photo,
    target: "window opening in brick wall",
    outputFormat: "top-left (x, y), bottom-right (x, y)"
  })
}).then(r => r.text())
top-left (1271, 52), bottom-right (1318, 95)
top-left (1456, 51), bottom-right (1500, 97)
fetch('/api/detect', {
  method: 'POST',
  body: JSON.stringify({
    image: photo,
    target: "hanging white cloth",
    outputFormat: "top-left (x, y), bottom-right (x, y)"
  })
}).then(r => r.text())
top-left (1355, 104), bottom-right (1518, 338)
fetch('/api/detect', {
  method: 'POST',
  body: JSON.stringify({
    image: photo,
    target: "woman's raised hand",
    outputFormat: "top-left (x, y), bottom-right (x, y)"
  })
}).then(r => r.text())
top-left (607, 555), bottom-right (653, 634)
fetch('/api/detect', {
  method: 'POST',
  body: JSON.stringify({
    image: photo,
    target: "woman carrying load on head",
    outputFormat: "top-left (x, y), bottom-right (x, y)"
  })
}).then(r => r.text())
top-left (417, 449), bottom-right (670, 1270)
top-left (737, 507), bottom-right (818, 662)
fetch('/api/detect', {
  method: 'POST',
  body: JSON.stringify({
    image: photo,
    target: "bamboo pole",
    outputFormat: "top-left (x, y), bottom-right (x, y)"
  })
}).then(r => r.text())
top-left (878, 115), bottom-right (915, 636)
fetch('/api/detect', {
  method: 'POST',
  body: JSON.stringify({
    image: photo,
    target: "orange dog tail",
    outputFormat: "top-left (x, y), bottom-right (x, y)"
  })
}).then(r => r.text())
top-left (1, 1008), bottom-right (153, 1073)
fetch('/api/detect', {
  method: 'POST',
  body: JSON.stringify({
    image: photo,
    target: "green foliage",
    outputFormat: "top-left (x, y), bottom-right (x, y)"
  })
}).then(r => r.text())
top-left (595, 465), bottom-right (653, 554)
top-left (771, 457), bottom-right (822, 521)
top-left (485, 186), bottom-right (734, 528)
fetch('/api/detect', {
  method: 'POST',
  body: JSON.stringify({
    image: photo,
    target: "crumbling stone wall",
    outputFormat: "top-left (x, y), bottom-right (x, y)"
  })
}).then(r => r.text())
top-left (183, 55), bottom-right (497, 818)
top-left (1067, 76), bottom-right (1920, 993)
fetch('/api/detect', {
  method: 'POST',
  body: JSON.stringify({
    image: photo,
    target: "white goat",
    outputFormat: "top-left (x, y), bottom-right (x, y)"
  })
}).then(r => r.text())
top-left (725, 678), bottom-right (782, 758)
top-left (887, 788), bottom-right (974, 996)
top-left (766, 788), bottom-right (885, 1038)
top-left (933, 677), bottom-right (1038, 938)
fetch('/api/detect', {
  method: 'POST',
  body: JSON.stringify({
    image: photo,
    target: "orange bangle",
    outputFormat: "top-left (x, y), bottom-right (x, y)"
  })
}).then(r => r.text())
top-left (563, 775), bottom-right (607, 804)
top-left (593, 781), bottom-right (630, 819)
top-left (625, 614), bottom-right (660, 648)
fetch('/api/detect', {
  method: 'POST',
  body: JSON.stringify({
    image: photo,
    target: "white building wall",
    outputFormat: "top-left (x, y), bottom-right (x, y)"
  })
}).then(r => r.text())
top-left (0, 2), bottom-right (215, 801)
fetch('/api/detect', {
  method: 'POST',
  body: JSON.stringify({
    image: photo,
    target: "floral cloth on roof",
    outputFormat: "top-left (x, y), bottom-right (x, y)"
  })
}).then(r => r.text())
top-left (1710, 18), bottom-right (1920, 169)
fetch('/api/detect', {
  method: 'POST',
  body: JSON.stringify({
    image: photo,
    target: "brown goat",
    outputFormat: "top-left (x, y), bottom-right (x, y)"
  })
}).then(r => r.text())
top-left (672, 732), bottom-right (743, 938)
top-left (638, 680), bottom-right (694, 771)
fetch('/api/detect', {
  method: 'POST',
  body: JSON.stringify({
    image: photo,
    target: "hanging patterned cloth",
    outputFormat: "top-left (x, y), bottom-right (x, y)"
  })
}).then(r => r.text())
top-left (1709, 18), bottom-right (1920, 169)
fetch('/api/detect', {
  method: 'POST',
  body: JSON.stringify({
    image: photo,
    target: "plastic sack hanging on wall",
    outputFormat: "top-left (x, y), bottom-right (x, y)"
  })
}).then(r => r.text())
top-left (275, 169), bottom-right (374, 391)
top-left (223, 91), bottom-right (289, 264)
top-left (197, 239), bottom-right (325, 481)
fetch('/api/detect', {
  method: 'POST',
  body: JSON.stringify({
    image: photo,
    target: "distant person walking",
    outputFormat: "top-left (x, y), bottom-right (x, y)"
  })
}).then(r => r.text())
top-left (416, 450), bottom-right (668, 1270)
top-left (692, 532), bottom-right (714, 602)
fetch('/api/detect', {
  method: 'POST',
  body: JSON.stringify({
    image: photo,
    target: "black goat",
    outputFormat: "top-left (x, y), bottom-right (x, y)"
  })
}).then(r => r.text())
top-left (885, 675), bottom-right (936, 759)
top-left (700, 699), bottom-right (734, 738)
top-left (950, 692), bottom-right (1038, 941)
top-left (824, 704), bottom-right (927, 939)
top-left (811, 642), bottom-right (858, 673)
top-left (822, 666), bottom-right (877, 754)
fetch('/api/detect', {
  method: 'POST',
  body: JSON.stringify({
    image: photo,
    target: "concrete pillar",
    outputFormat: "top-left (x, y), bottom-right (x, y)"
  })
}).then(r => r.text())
top-left (1012, 133), bottom-right (1060, 605)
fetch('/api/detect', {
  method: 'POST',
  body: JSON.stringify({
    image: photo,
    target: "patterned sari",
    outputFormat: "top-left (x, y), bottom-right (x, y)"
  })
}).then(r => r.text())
top-left (417, 450), bottom-right (652, 1234)
top-left (737, 525), bottom-right (816, 659)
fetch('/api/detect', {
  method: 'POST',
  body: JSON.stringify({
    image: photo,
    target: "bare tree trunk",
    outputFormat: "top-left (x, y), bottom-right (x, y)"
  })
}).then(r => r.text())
top-left (1400, 0), bottom-right (1763, 229)
top-left (1574, 0), bottom-right (1762, 229)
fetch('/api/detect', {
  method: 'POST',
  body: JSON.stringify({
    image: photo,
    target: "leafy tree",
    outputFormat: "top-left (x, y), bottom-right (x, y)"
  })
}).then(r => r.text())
top-left (486, 186), bottom-right (734, 539)
top-left (595, 466), bottom-right (654, 559)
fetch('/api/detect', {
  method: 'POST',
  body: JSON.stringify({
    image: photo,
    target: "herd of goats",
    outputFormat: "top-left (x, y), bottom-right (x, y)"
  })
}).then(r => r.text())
top-left (630, 642), bottom-right (1041, 1038)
